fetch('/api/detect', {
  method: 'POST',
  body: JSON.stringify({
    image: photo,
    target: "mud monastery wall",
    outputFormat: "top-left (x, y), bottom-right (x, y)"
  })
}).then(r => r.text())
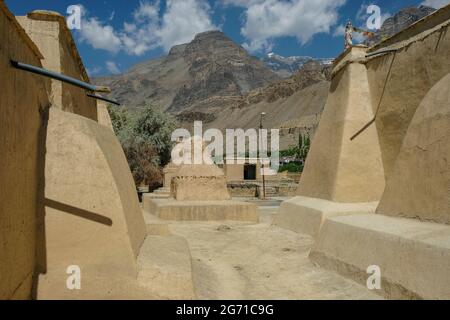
top-left (1, 4), bottom-right (145, 299)
top-left (0, 2), bottom-right (50, 300)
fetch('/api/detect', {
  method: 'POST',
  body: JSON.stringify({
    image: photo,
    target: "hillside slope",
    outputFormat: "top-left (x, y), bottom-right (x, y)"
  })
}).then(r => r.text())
top-left (366, 5), bottom-right (436, 45)
top-left (199, 61), bottom-right (332, 149)
top-left (94, 31), bottom-right (330, 148)
top-left (94, 31), bottom-right (280, 113)
top-left (261, 53), bottom-right (333, 78)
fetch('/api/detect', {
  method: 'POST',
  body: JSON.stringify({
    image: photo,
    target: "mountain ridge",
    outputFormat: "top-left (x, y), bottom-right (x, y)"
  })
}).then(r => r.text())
top-left (261, 53), bottom-right (333, 78)
top-left (366, 5), bottom-right (436, 45)
top-left (93, 4), bottom-right (439, 149)
top-left (94, 30), bottom-right (281, 113)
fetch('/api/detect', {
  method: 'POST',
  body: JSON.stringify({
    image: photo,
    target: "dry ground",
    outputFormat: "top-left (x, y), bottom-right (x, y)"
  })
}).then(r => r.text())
top-left (169, 207), bottom-right (382, 300)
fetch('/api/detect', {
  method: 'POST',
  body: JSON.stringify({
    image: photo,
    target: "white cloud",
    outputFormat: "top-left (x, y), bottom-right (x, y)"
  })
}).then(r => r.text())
top-left (133, 0), bottom-right (160, 21)
top-left (106, 61), bottom-right (121, 74)
top-left (86, 66), bottom-right (102, 76)
top-left (119, 1), bottom-right (161, 55)
top-left (155, 0), bottom-right (218, 51)
top-left (421, 0), bottom-right (450, 8)
top-left (123, 22), bottom-right (137, 33)
top-left (223, 0), bottom-right (347, 52)
top-left (332, 23), bottom-right (369, 44)
top-left (79, 17), bottom-right (122, 53)
top-left (333, 24), bottom-right (346, 37)
top-left (222, 0), bottom-right (266, 6)
top-left (78, 0), bottom-right (217, 55)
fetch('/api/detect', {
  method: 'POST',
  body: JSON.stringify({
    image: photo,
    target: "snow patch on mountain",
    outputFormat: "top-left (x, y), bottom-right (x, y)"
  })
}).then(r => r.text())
top-left (262, 53), bottom-right (333, 78)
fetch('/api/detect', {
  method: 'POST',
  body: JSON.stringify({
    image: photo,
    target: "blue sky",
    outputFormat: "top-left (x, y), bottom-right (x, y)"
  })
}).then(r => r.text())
top-left (5, 0), bottom-right (449, 76)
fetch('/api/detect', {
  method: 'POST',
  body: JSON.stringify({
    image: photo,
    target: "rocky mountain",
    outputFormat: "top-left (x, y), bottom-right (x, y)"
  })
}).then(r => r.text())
top-left (94, 30), bottom-right (333, 148)
top-left (201, 60), bottom-right (331, 149)
top-left (94, 5), bottom-right (437, 149)
top-left (94, 31), bottom-right (281, 113)
top-left (366, 5), bottom-right (436, 46)
top-left (261, 53), bottom-right (333, 78)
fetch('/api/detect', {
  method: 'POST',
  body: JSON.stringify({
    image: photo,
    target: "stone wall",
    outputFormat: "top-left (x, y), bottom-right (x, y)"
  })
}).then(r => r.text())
top-left (0, 2), bottom-right (50, 299)
top-left (17, 11), bottom-right (98, 121)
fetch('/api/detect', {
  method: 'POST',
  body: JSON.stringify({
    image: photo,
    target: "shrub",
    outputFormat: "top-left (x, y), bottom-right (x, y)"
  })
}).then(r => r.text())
top-left (120, 136), bottom-right (163, 188)
top-left (279, 131), bottom-right (311, 173)
top-left (279, 162), bottom-right (302, 173)
top-left (132, 106), bottom-right (177, 166)
top-left (108, 104), bottom-right (131, 138)
top-left (108, 104), bottom-right (178, 187)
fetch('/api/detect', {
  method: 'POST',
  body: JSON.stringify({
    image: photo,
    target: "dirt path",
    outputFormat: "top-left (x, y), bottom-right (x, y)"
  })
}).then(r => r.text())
top-left (169, 207), bottom-right (381, 300)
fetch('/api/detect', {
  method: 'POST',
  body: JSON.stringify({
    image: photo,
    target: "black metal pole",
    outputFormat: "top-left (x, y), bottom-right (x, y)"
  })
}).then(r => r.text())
top-left (10, 60), bottom-right (111, 93)
top-left (351, 51), bottom-right (397, 140)
top-left (87, 93), bottom-right (121, 106)
top-left (260, 114), bottom-right (266, 200)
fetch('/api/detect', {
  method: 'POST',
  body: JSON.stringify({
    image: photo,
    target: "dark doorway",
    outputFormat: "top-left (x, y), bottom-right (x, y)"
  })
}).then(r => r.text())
top-left (244, 164), bottom-right (257, 180)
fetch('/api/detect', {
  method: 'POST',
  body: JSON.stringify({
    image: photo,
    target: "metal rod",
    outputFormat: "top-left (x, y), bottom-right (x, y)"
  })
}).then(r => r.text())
top-left (350, 118), bottom-right (376, 141)
top-left (10, 60), bottom-right (111, 93)
top-left (87, 93), bottom-right (121, 106)
top-left (259, 113), bottom-right (266, 200)
top-left (351, 52), bottom-right (397, 141)
top-left (365, 48), bottom-right (398, 58)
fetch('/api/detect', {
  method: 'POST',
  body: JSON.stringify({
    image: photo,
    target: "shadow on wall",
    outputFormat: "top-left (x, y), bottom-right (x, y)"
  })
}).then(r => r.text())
top-left (30, 107), bottom-right (113, 299)
top-left (31, 105), bottom-right (49, 300)
top-left (43, 199), bottom-right (113, 226)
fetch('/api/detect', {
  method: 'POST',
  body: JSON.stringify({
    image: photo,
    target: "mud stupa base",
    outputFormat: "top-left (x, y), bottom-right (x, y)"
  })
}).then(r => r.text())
top-left (143, 196), bottom-right (259, 223)
top-left (142, 163), bottom-right (258, 222)
top-left (147, 188), bottom-right (171, 199)
top-left (274, 196), bottom-right (378, 238)
top-left (310, 214), bottom-right (450, 299)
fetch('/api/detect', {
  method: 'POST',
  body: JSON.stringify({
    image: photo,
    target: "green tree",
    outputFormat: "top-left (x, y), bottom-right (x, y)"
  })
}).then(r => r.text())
top-left (108, 104), bottom-right (131, 138)
top-left (107, 104), bottom-right (178, 187)
top-left (297, 131), bottom-right (303, 156)
top-left (132, 106), bottom-right (178, 166)
top-left (297, 131), bottom-right (311, 161)
top-left (279, 162), bottom-right (302, 173)
top-left (279, 130), bottom-right (312, 173)
top-left (120, 135), bottom-right (162, 188)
